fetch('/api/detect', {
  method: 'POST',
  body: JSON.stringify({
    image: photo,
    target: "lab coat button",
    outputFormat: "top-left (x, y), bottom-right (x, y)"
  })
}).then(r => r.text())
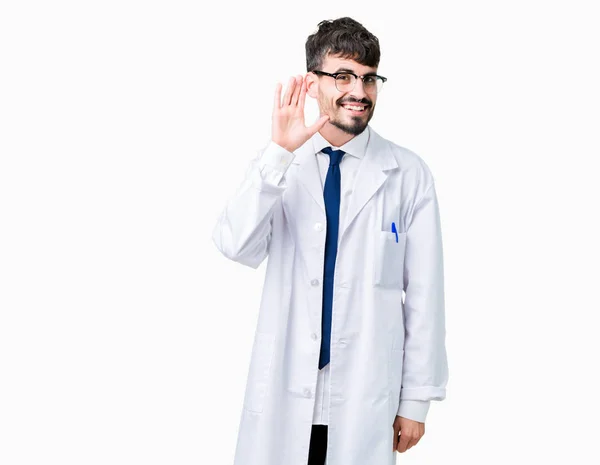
top-left (303, 388), bottom-right (312, 398)
top-left (314, 222), bottom-right (323, 232)
top-left (311, 332), bottom-right (318, 341)
top-left (310, 279), bottom-right (319, 286)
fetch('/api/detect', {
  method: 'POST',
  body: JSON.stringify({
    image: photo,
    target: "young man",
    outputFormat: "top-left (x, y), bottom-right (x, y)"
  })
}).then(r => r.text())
top-left (212, 17), bottom-right (448, 465)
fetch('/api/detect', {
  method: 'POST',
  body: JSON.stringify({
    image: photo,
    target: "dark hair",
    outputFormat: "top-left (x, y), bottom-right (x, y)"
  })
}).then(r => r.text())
top-left (305, 17), bottom-right (381, 72)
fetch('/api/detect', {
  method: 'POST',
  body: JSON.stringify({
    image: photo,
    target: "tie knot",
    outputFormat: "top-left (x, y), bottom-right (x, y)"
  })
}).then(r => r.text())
top-left (321, 146), bottom-right (345, 166)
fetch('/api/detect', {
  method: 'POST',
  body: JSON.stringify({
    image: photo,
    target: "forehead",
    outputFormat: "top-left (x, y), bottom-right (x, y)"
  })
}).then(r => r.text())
top-left (322, 53), bottom-right (377, 74)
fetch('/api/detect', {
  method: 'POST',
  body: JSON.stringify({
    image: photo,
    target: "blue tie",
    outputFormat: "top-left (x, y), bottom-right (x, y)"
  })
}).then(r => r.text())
top-left (319, 146), bottom-right (345, 369)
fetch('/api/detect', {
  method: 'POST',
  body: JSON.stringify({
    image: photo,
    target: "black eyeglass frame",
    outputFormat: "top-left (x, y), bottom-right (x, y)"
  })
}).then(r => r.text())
top-left (310, 70), bottom-right (387, 92)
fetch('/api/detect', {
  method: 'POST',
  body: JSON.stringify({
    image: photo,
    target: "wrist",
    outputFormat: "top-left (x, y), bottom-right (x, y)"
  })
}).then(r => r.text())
top-left (271, 139), bottom-right (295, 153)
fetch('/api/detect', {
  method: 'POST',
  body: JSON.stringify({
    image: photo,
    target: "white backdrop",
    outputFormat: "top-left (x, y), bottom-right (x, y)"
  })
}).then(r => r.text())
top-left (1, 1), bottom-right (599, 464)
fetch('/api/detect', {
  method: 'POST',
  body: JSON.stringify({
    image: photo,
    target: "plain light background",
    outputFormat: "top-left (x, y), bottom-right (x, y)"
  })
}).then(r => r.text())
top-left (1, 1), bottom-right (599, 464)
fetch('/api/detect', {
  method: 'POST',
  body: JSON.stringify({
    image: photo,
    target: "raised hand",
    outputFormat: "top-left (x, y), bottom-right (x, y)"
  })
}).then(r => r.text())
top-left (272, 75), bottom-right (330, 153)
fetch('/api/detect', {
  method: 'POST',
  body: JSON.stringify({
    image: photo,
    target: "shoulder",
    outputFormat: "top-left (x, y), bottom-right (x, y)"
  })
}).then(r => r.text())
top-left (372, 128), bottom-right (436, 189)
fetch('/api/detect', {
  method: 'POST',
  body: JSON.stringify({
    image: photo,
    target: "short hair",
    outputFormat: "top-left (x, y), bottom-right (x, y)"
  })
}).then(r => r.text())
top-left (305, 17), bottom-right (381, 72)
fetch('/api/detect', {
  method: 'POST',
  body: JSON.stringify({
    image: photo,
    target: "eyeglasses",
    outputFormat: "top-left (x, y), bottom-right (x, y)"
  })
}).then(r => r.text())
top-left (311, 70), bottom-right (387, 94)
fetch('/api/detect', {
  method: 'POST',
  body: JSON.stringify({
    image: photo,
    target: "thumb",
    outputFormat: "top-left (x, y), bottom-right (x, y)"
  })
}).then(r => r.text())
top-left (307, 114), bottom-right (330, 136)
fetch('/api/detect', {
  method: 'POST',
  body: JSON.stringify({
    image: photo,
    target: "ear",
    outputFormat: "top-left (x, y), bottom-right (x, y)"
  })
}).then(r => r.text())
top-left (305, 72), bottom-right (318, 99)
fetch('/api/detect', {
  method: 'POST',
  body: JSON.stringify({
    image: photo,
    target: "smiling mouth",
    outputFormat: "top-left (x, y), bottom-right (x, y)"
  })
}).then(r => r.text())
top-left (340, 103), bottom-right (369, 115)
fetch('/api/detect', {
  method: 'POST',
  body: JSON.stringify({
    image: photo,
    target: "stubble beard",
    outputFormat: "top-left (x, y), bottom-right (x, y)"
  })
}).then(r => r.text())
top-left (329, 104), bottom-right (373, 136)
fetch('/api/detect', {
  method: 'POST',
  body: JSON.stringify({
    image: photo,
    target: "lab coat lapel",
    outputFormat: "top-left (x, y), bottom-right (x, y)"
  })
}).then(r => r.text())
top-left (289, 127), bottom-right (399, 236)
top-left (290, 140), bottom-right (325, 213)
top-left (339, 127), bottom-right (398, 240)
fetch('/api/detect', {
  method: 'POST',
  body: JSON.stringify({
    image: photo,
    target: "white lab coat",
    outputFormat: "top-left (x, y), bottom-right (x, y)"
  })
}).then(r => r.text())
top-left (212, 125), bottom-right (448, 465)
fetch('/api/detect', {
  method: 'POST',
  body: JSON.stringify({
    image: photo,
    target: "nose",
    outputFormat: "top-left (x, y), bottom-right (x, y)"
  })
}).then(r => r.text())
top-left (349, 77), bottom-right (368, 100)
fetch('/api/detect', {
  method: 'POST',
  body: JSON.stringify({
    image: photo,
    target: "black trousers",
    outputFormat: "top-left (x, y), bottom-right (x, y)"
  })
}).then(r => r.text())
top-left (307, 424), bottom-right (328, 465)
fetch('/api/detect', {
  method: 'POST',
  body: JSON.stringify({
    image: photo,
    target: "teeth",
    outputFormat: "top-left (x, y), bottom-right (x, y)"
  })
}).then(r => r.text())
top-left (343, 105), bottom-right (365, 111)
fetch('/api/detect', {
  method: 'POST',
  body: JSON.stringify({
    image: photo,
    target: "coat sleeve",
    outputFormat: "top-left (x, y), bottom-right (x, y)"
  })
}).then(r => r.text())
top-left (397, 181), bottom-right (449, 423)
top-left (211, 141), bottom-right (295, 269)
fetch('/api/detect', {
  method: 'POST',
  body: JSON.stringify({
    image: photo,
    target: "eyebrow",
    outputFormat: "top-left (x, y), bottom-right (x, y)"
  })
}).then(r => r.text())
top-left (334, 67), bottom-right (378, 76)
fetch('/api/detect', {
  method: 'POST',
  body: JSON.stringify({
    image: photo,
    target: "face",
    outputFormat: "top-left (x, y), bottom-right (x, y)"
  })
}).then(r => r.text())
top-left (307, 54), bottom-right (379, 136)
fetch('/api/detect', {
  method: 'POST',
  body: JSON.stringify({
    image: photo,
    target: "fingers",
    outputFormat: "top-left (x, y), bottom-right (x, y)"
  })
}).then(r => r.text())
top-left (395, 429), bottom-right (423, 453)
top-left (283, 76), bottom-right (297, 107)
top-left (297, 75), bottom-right (307, 109)
top-left (307, 114), bottom-right (330, 136)
top-left (406, 436), bottom-right (420, 450)
top-left (396, 431), bottom-right (411, 453)
top-left (291, 75), bottom-right (303, 106)
top-left (276, 75), bottom-right (305, 109)
top-left (274, 83), bottom-right (282, 110)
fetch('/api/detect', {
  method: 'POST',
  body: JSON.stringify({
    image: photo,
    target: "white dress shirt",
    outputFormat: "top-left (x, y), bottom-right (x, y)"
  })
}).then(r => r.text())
top-left (257, 125), bottom-right (431, 425)
top-left (309, 127), bottom-right (368, 425)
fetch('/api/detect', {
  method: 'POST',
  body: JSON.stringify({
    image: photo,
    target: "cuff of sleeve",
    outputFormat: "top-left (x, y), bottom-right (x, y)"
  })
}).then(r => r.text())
top-left (258, 141), bottom-right (295, 184)
top-left (397, 400), bottom-right (431, 423)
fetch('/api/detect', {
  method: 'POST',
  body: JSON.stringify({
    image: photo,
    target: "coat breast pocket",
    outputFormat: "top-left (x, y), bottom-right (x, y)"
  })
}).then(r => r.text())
top-left (374, 230), bottom-right (407, 289)
top-left (243, 331), bottom-right (276, 414)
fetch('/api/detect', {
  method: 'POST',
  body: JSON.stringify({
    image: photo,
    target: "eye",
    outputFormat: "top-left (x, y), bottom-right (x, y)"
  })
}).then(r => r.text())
top-left (364, 76), bottom-right (376, 84)
top-left (337, 73), bottom-right (352, 81)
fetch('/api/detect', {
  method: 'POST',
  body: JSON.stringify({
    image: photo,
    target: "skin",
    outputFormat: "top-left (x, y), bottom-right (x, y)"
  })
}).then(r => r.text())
top-left (272, 53), bottom-right (378, 151)
top-left (393, 414), bottom-right (425, 453)
top-left (272, 53), bottom-right (425, 453)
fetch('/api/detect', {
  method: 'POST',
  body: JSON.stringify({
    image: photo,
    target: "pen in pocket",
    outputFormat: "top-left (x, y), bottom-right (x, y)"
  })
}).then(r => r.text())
top-left (391, 222), bottom-right (398, 243)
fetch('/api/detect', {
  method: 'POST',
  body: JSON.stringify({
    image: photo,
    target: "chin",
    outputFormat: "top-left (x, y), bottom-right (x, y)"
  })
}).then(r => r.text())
top-left (331, 119), bottom-right (368, 136)
top-left (329, 115), bottom-right (369, 134)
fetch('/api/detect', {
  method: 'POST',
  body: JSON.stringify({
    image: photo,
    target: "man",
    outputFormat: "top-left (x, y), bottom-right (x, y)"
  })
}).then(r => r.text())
top-left (212, 17), bottom-right (448, 465)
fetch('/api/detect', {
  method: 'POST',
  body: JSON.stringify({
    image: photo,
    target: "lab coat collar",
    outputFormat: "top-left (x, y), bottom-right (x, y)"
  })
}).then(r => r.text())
top-left (291, 125), bottom-right (398, 240)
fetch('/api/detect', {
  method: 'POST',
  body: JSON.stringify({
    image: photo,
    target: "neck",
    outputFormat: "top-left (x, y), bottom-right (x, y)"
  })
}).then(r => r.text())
top-left (318, 121), bottom-right (360, 147)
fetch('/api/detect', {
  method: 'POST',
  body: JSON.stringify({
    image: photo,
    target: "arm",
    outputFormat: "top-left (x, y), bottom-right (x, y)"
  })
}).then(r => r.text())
top-left (212, 74), bottom-right (329, 269)
top-left (397, 181), bottom-right (449, 423)
top-left (211, 142), bottom-right (295, 269)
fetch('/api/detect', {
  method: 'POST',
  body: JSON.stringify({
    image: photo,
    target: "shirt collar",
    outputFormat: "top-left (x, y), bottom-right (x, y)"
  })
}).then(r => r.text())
top-left (312, 124), bottom-right (370, 159)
